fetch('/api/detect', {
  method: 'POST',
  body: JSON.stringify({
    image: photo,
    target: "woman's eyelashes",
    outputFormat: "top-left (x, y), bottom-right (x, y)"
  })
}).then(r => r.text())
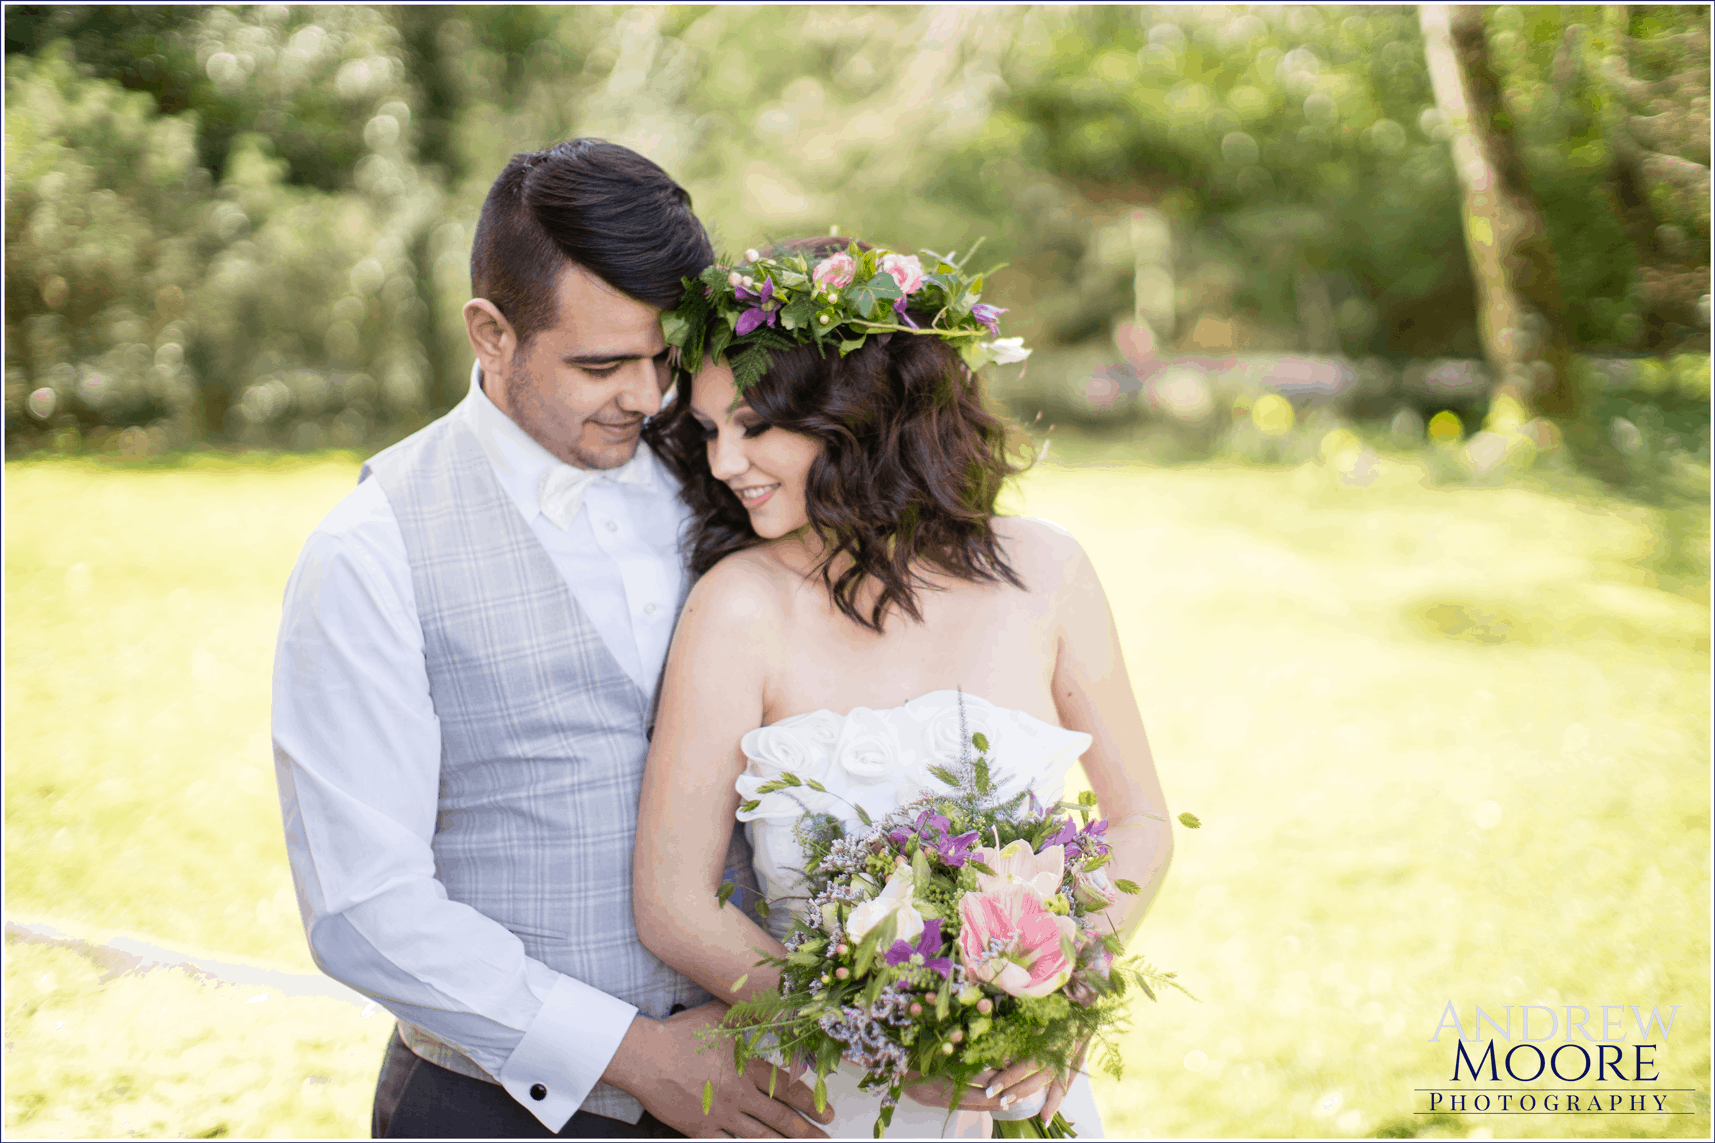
top-left (697, 419), bottom-right (770, 441)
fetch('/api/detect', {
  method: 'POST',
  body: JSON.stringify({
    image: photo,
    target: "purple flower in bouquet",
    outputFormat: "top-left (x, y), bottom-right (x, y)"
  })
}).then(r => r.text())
top-left (884, 917), bottom-right (953, 978)
top-left (734, 276), bottom-right (778, 336)
top-left (896, 809), bottom-right (978, 867)
top-left (970, 303), bottom-right (1006, 337)
top-left (1046, 815), bottom-right (1110, 860)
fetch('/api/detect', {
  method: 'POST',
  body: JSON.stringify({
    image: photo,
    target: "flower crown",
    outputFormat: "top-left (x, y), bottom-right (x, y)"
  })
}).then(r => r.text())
top-left (660, 239), bottom-right (1031, 395)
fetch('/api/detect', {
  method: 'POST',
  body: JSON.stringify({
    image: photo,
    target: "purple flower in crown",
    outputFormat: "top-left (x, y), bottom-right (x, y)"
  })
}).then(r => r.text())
top-left (971, 303), bottom-right (1006, 337)
top-left (884, 917), bottom-right (953, 977)
top-left (892, 295), bottom-right (921, 329)
top-left (734, 276), bottom-right (779, 336)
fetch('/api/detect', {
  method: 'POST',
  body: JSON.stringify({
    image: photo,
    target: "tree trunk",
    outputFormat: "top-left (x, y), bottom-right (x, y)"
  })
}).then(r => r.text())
top-left (1420, 4), bottom-right (1579, 420)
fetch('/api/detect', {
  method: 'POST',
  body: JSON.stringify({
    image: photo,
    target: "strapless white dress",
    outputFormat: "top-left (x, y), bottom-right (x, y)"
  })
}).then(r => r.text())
top-left (734, 691), bottom-right (1107, 1140)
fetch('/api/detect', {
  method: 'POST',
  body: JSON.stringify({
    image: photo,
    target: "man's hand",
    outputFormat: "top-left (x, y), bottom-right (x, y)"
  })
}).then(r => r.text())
top-left (604, 1002), bottom-right (834, 1138)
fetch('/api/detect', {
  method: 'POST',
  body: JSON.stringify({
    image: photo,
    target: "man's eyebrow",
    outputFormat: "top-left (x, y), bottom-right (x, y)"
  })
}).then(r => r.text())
top-left (562, 349), bottom-right (668, 367)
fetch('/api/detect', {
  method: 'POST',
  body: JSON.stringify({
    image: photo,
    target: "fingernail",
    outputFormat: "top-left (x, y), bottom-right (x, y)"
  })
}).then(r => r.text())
top-left (1000, 1095), bottom-right (1015, 1109)
top-left (985, 1083), bottom-right (1002, 1098)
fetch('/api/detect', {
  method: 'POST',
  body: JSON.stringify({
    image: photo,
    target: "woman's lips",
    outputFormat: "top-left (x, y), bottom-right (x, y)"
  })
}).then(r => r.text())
top-left (736, 483), bottom-right (779, 509)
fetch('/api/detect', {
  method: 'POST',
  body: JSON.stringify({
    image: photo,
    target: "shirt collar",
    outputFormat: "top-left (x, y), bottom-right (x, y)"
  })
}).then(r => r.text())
top-left (456, 361), bottom-right (661, 522)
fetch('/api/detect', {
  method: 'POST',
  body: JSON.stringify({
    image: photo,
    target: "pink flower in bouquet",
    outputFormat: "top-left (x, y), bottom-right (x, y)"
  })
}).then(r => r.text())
top-left (879, 252), bottom-right (925, 295)
top-left (958, 884), bottom-right (1078, 998)
top-left (972, 839), bottom-right (1064, 900)
top-left (812, 252), bottom-right (857, 291)
top-left (1072, 866), bottom-right (1119, 911)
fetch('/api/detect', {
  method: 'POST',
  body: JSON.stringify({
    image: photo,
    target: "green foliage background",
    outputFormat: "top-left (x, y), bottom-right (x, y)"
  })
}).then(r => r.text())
top-left (4, 4), bottom-right (1709, 457)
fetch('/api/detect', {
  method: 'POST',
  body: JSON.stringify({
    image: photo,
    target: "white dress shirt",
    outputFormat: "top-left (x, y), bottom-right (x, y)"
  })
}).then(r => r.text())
top-left (272, 364), bottom-right (689, 1130)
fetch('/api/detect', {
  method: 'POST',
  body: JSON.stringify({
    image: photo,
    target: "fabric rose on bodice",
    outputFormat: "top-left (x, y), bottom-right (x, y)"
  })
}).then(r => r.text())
top-left (922, 700), bottom-right (992, 771)
top-left (832, 707), bottom-right (903, 784)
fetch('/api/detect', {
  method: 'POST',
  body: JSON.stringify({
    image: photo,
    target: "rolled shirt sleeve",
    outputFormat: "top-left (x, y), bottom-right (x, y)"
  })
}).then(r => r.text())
top-left (271, 476), bottom-right (638, 1130)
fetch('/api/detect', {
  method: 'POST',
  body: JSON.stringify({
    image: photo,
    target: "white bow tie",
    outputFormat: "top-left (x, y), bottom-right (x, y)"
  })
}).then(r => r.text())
top-left (537, 452), bottom-right (649, 530)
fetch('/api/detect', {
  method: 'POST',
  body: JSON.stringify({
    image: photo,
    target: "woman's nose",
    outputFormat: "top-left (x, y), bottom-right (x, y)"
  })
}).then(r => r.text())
top-left (707, 428), bottom-right (746, 480)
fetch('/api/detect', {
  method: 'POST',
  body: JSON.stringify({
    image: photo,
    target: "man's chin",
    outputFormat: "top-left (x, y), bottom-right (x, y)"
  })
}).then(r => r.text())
top-left (571, 427), bottom-right (643, 470)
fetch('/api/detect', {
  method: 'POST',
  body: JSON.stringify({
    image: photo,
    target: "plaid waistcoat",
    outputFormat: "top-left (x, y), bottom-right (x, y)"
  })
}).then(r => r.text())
top-left (364, 416), bottom-right (710, 1122)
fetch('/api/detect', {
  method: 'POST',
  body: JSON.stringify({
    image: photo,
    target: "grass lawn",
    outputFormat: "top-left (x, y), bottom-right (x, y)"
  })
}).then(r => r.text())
top-left (4, 449), bottom-right (1710, 1138)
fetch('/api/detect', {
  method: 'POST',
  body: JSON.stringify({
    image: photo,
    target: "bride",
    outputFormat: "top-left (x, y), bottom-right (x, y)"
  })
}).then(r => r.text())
top-left (634, 237), bottom-right (1173, 1138)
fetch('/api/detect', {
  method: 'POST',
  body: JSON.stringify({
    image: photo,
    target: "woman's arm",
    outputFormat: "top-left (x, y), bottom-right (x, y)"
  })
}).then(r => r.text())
top-left (1047, 528), bottom-right (1174, 942)
top-left (634, 557), bottom-right (789, 1007)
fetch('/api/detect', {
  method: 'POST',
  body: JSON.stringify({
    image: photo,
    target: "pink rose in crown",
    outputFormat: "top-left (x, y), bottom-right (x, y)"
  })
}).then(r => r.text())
top-left (958, 884), bottom-right (1078, 998)
top-left (812, 252), bottom-right (857, 291)
top-left (879, 253), bottom-right (925, 295)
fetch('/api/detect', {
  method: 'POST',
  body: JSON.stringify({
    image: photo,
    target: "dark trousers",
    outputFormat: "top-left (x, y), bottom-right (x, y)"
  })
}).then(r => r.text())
top-left (372, 1027), bottom-right (684, 1139)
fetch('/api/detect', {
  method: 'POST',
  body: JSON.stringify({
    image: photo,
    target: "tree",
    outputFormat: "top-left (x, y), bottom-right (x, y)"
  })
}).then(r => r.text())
top-left (1589, 5), bottom-right (1711, 348)
top-left (1420, 4), bottom-right (1577, 419)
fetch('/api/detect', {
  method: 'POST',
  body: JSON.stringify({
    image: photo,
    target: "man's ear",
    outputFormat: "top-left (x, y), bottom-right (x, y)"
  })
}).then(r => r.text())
top-left (463, 298), bottom-right (514, 380)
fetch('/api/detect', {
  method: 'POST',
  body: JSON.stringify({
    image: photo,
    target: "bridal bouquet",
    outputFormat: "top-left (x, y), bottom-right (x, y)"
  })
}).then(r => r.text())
top-left (713, 723), bottom-right (1191, 1139)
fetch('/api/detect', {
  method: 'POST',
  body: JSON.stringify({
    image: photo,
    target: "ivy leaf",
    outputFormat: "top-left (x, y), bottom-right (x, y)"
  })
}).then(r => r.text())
top-left (958, 339), bottom-right (992, 371)
top-left (779, 293), bottom-right (816, 331)
top-left (837, 336), bottom-right (867, 357)
top-left (1178, 812), bottom-right (1202, 829)
top-left (716, 881), bottom-right (737, 908)
top-left (660, 306), bottom-right (693, 349)
top-left (845, 271), bottom-right (903, 319)
top-left (707, 321), bottom-right (734, 369)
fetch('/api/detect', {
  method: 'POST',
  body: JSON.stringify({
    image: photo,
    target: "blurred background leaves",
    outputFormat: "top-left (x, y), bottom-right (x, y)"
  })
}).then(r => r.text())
top-left (4, 4), bottom-right (1709, 478)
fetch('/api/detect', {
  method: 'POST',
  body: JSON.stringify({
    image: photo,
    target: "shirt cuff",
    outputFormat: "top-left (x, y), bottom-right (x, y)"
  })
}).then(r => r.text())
top-left (498, 973), bottom-right (640, 1131)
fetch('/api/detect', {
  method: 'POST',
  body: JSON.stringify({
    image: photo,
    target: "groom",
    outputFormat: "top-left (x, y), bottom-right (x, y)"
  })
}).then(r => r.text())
top-left (272, 139), bottom-right (827, 1139)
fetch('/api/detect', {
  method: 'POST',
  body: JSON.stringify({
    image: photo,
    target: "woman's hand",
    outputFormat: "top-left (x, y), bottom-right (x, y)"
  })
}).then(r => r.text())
top-left (901, 1058), bottom-right (1056, 1114)
top-left (1037, 1041), bottom-right (1091, 1124)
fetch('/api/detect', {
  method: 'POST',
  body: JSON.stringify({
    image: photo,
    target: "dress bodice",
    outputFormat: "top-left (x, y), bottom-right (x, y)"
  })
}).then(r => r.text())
top-left (734, 691), bottom-right (1093, 938)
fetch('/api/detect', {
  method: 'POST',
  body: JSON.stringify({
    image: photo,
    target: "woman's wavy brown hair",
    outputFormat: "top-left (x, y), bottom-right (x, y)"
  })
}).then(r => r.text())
top-left (648, 236), bottom-right (1032, 633)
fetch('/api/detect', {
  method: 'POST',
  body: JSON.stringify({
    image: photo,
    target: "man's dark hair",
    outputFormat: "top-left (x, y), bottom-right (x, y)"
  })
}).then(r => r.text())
top-left (470, 138), bottom-right (713, 344)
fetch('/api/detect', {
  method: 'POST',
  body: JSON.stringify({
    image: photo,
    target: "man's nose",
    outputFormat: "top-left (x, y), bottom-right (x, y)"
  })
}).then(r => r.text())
top-left (615, 360), bottom-right (666, 418)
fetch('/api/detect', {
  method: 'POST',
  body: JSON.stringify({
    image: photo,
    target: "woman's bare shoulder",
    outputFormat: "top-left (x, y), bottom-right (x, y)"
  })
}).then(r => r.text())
top-left (681, 545), bottom-right (796, 637)
top-left (993, 515), bottom-right (1089, 587)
